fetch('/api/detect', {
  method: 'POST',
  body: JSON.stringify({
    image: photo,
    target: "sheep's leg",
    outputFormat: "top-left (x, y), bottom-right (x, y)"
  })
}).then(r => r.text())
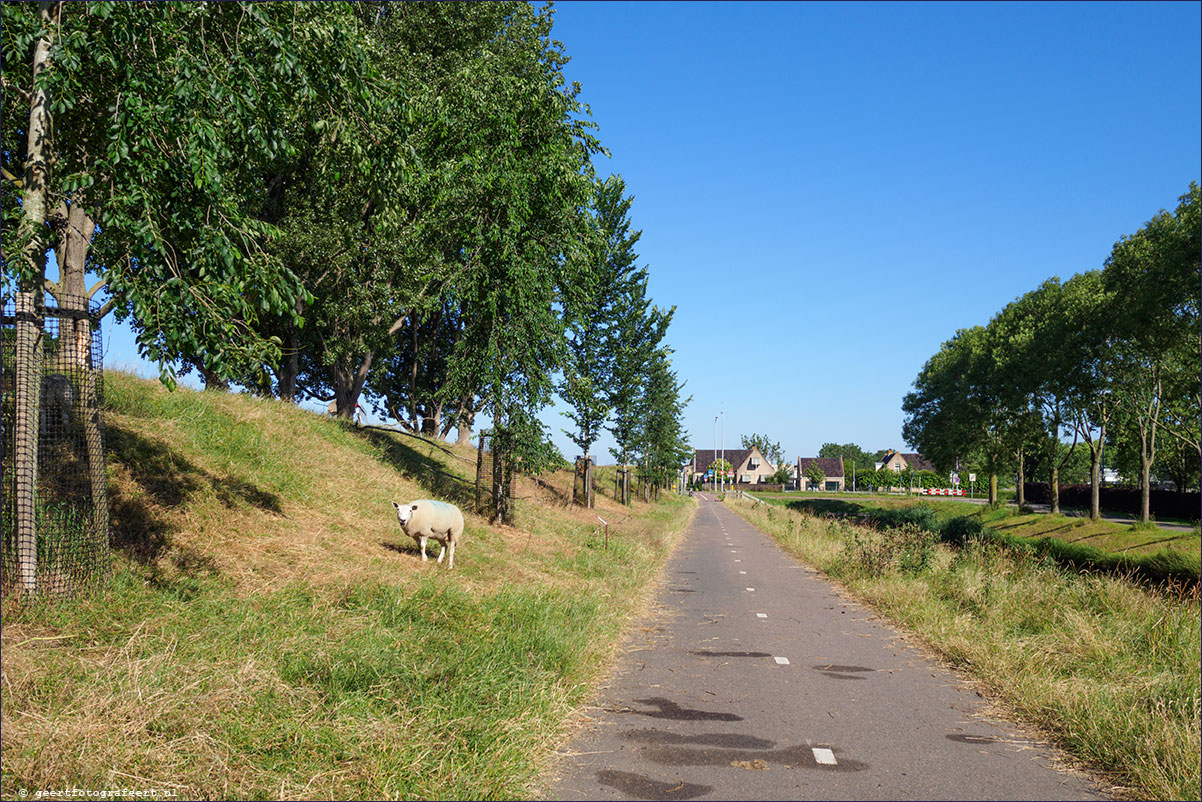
top-left (436, 540), bottom-right (446, 564)
top-left (446, 540), bottom-right (456, 570)
top-left (419, 536), bottom-right (429, 561)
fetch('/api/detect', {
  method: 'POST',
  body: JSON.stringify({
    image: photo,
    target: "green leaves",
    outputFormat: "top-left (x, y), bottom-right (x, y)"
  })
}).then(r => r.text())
top-left (904, 182), bottom-right (1200, 512)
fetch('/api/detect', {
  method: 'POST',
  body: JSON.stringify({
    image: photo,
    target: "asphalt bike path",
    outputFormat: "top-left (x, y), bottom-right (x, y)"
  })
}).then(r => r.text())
top-left (545, 494), bottom-right (1107, 801)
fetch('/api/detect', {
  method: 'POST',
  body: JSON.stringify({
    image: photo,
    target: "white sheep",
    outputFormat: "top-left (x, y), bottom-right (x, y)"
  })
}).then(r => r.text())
top-left (391, 499), bottom-right (465, 569)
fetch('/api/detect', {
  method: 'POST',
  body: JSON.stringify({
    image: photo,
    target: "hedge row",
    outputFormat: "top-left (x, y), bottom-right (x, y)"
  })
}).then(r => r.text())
top-left (1023, 483), bottom-right (1200, 521)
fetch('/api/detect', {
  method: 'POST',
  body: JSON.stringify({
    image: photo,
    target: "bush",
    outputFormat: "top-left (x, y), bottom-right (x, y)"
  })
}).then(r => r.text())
top-left (941, 515), bottom-right (985, 545)
top-left (842, 522), bottom-right (939, 576)
top-left (865, 504), bottom-right (939, 533)
top-left (1023, 482), bottom-right (1200, 521)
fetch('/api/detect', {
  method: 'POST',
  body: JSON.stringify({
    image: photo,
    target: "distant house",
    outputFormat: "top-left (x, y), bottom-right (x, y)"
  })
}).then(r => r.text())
top-left (797, 457), bottom-right (845, 492)
top-left (875, 450), bottom-right (935, 473)
top-left (690, 448), bottom-right (776, 485)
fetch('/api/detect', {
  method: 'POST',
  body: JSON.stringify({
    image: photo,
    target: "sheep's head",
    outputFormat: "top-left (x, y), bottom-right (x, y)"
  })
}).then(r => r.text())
top-left (392, 500), bottom-right (417, 527)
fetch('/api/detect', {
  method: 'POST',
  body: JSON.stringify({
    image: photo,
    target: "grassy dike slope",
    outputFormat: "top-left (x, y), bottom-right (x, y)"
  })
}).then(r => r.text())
top-left (726, 497), bottom-right (1201, 801)
top-left (1, 371), bottom-right (694, 800)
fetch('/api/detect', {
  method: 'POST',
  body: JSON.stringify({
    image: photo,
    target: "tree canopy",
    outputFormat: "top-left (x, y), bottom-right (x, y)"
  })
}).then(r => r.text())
top-left (902, 182), bottom-right (1200, 519)
top-left (2, 1), bottom-right (691, 512)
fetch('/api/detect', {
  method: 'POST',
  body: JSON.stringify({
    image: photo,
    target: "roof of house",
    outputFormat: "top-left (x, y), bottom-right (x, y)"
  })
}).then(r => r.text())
top-left (879, 450), bottom-right (936, 473)
top-left (797, 457), bottom-right (844, 478)
top-left (693, 448), bottom-right (764, 472)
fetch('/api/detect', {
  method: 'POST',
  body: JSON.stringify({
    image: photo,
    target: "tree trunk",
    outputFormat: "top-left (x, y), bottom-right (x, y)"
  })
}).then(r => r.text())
top-left (1134, 374), bottom-right (1160, 524)
top-left (1138, 424), bottom-right (1153, 524)
top-left (14, 293), bottom-right (44, 594)
top-left (331, 352), bottom-right (373, 419)
top-left (62, 297), bottom-right (109, 546)
top-left (1139, 449), bottom-right (1152, 523)
top-left (199, 364), bottom-right (230, 392)
top-left (1088, 441), bottom-right (1102, 521)
top-left (456, 402), bottom-right (474, 446)
top-left (277, 336), bottom-right (299, 403)
top-left (13, 2), bottom-right (56, 593)
top-left (1049, 461), bottom-right (1060, 514)
top-left (1015, 447), bottom-right (1026, 507)
top-left (49, 200), bottom-right (110, 570)
top-left (989, 472), bottom-right (997, 506)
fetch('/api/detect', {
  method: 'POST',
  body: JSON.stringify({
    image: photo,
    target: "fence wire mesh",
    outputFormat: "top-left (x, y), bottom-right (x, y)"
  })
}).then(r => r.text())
top-left (573, 456), bottom-right (594, 508)
top-left (475, 430), bottom-right (513, 524)
top-left (2, 293), bottom-right (110, 598)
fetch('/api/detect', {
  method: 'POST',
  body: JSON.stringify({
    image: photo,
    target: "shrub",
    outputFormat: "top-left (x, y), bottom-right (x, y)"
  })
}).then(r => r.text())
top-left (866, 504), bottom-right (939, 533)
top-left (941, 515), bottom-right (985, 545)
top-left (842, 522), bottom-right (939, 576)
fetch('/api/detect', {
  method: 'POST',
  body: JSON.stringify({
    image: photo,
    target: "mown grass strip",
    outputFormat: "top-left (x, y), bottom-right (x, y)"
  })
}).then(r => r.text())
top-left (728, 497), bottom-right (1201, 801)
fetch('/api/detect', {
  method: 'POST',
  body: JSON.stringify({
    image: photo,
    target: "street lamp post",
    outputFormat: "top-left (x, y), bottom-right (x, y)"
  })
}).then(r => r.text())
top-left (720, 411), bottom-right (725, 494)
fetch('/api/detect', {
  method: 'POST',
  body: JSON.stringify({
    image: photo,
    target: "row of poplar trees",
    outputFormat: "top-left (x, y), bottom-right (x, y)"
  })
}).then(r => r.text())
top-left (3, 3), bottom-right (691, 492)
top-left (902, 183), bottom-right (1200, 521)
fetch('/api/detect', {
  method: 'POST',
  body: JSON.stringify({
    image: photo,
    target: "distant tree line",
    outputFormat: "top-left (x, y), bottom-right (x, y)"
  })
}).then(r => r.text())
top-left (2, 2), bottom-right (690, 494)
top-left (902, 183), bottom-right (1200, 521)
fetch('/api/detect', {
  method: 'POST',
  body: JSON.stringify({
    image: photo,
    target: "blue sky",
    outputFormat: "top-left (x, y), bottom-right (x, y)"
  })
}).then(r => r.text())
top-left (97, 1), bottom-right (1201, 467)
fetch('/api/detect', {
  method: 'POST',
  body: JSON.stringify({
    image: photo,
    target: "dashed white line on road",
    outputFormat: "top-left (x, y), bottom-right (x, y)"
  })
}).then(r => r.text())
top-left (734, 559), bottom-right (742, 562)
top-left (756, 613), bottom-right (767, 618)
top-left (774, 656), bottom-right (790, 665)
top-left (746, 587), bottom-right (755, 592)
top-left (812, 747), bottom-right (837, 765)
top-left (739, 571), bottom-right (747, 574)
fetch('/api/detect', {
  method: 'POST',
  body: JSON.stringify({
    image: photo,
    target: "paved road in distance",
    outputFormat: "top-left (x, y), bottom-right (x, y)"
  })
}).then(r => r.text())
top-left (544, 494), bottom-right (1107, 801)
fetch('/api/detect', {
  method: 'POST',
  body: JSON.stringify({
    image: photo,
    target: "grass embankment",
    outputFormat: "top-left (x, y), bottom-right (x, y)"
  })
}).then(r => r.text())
top-left (0, 371), bottom-right (695, 800)
top-left (728, 497), bottom-right (1201, 801)
top-left (752, 493), bottom-right (1200, 585)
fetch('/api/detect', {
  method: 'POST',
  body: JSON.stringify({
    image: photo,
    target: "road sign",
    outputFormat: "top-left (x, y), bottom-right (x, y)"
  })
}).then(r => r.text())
top-left (969, 473), bottom-right (976, 482)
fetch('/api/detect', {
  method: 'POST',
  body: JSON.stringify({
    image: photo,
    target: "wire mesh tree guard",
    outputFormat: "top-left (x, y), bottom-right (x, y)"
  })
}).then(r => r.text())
top-left (475, 430), bottom-right (514, 525)
top-left (2, 294), bottom-right (110, 598)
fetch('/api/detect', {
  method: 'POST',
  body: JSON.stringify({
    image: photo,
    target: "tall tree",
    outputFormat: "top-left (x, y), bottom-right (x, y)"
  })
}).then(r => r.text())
top-left (1103, 183), bottom-right (1201, 521)
top-left (992, 278), bottom-right (1084, 513)
top-left (818, 442), bottom-right (875, 472)
top-left (741, 434), bottom-right (783, 467)
top-left (1, 2), bottom-right (383, 383)
top-left (607, 272), bottom-right (672, 487)
top-left (636, 346), bottom-right (692, 494)
top-left (903, 325), bottom-right (1015, 505)
top-left (2, 2), bottom-right (380, 591)
top-left (559, 174), bottom-right (642, 461)
top-left (1063, 270), bottom-right (1118, 519)
top-left (430, 2), bottom-right (601, 506)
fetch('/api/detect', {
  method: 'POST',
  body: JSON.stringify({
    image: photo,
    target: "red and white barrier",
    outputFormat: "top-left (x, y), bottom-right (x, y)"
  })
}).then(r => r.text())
top-left (921, 488), bottom-right (965, 496)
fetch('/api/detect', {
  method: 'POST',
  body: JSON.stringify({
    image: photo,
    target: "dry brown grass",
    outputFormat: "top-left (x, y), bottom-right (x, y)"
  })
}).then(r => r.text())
top-left (2, 374), bottom-right (699, 800)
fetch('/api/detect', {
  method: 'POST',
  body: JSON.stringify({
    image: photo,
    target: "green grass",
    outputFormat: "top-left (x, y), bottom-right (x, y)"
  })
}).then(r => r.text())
top-left (751, 492), bottom-right (1200, 584)
top-left (1, 372), bottom-right (695, 800)
top-left (727, 496), bottom-right (1202, 801)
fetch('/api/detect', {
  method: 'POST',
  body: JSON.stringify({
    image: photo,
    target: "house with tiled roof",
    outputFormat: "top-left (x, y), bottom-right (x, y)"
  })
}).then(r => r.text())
top-left (689, 447), bottom-right (776, 485)
top-left (875, 450), bottom-right (935, 473)
top-left (797, 456), bottom-right (845, 492)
